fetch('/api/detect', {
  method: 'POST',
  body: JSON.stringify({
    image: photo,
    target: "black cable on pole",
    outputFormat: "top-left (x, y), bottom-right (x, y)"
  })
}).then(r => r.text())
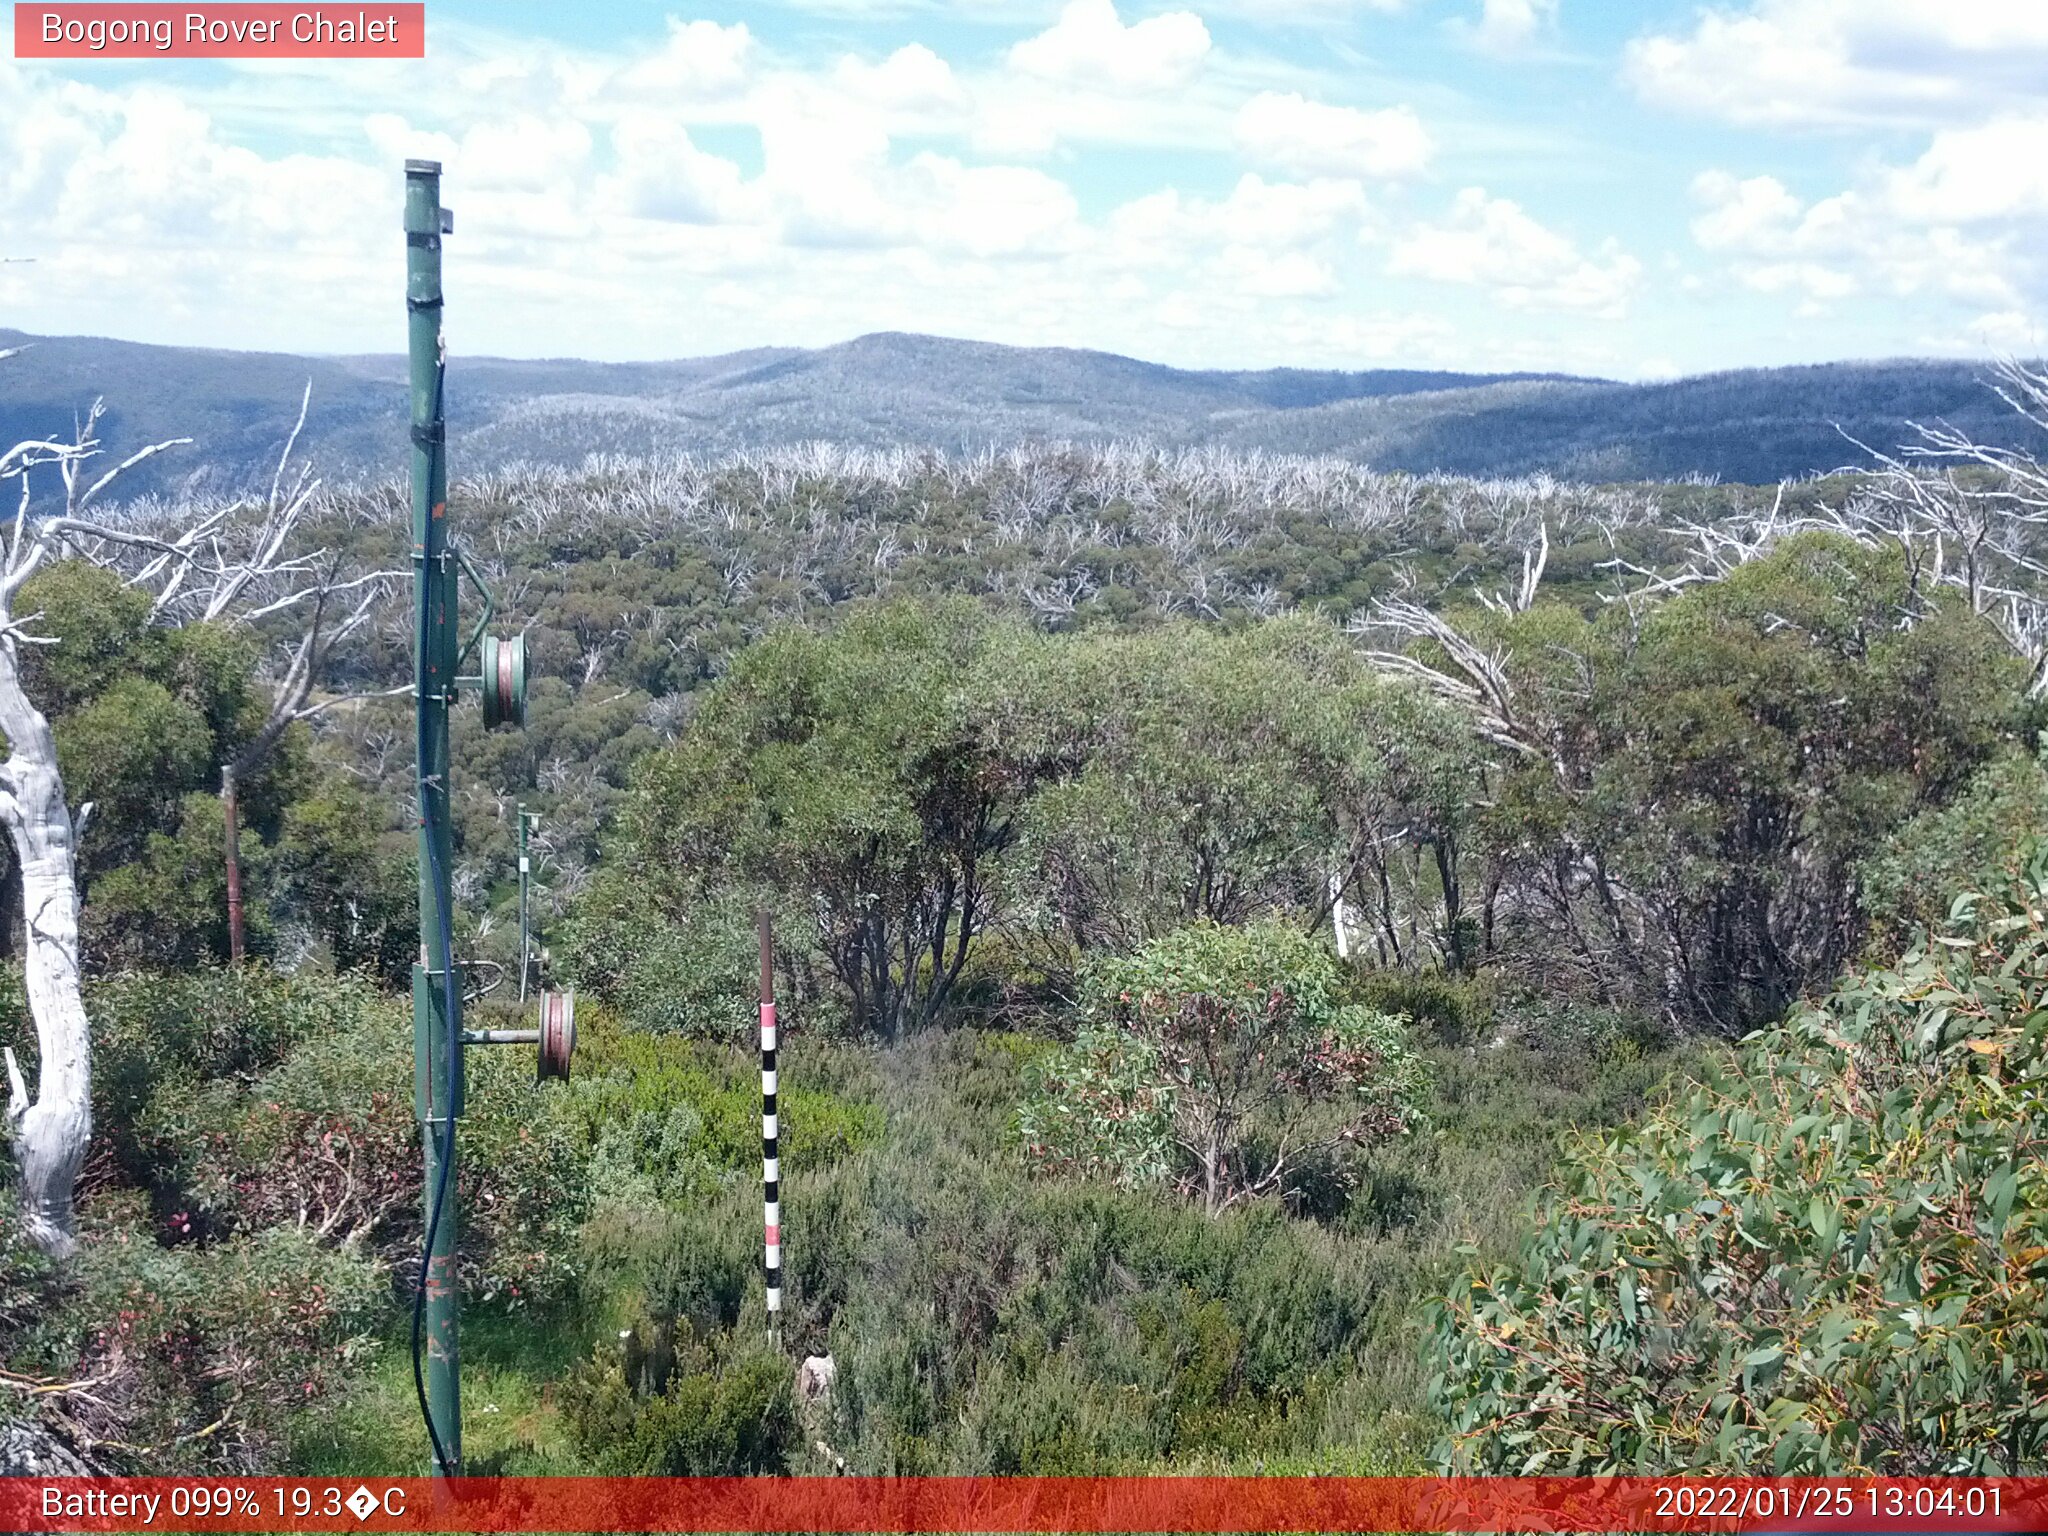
top-left (411, 356), bottom-right (459, 1480)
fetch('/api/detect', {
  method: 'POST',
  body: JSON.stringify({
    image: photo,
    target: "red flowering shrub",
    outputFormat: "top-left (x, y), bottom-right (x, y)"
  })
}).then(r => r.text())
top-left (34, 1226), bottom-right (386, 1472)
top-left (147, 1013), bottom-right (586, 1308)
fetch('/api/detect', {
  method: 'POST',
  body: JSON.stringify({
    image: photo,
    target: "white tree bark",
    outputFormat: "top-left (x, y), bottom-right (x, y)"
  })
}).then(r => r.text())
top-left (0, 400), bottom-right (99, 1256)
top-left (0, 638), bottom-right (89, 1257)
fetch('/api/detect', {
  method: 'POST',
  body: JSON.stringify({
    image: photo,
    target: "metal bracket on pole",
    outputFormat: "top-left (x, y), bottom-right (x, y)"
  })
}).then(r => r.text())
top-left (452, 542), bottom-right (498, 672)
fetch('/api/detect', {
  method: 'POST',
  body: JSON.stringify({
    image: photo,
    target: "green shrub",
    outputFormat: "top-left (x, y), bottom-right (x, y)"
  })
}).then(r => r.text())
top-left (0, 965), bottom-right (395, 1191)
top-left (579, 1198), bottom-right (758, 1339)
top-left (558, 879), bottom-right (761, 1041)
top-left (1351, 970), bottom-right (1494, 1047)
top-left (36, 1226), bottom-right (386, 1472)
top-left (1861, 746), bottom-right (2048, 955)
top-left (560, 1020), bottom-right (883, 1210)
top-left (828, 1175), bottom-right (1386, 1474)
top-left (0, 1219), bottom-right (62, 1370)
top-left (1020, 921), bottom-right (1427, 1214)
top-left (144, 992), bottom-right (587, 1308)
top-left (1430, 850), bottom-right (2048, 1472)
top-left (271, 780), bottom-right (416, 985)
top-left (560, 1322), bottom-right (798, 1475)
top-left (947, 931), bottom-right (1079, 1031)
top-left (1497, 993), bottom-right (1667, 1060)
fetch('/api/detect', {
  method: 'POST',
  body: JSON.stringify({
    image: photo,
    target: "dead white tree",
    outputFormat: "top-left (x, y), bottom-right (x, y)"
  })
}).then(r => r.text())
top-left (1476, 521), bottom-right (1549, 617)
top-left (0, 378), bottom-right (397, 1253)
top-left (1837, 360), bottom-right (2048, 691)
top-left (1351, 594), bottom-right (1553, 772)
top-left (1590, 361), bottom-right (2048, 690)
top-left (83, 385), bottom-right (407, 959)
top-left (0, 406), bottom-right (190, 1255)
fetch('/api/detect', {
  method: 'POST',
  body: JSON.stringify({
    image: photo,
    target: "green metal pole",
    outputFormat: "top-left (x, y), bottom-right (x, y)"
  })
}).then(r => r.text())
top-left (405, 158), bottom-right (461, 1477)
top-left (517, 805), bottom-right (530, 1003)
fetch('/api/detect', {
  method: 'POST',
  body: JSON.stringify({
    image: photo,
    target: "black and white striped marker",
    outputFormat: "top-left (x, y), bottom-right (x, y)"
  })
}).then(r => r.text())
top-left (758, 911), bottom-right (780, 1338)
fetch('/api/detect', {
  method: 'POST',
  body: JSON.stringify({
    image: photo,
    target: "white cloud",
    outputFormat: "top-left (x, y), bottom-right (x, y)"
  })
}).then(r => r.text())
top-left (1235, 92), bottom-right (1431, 180)
top-left (1214, 245), bottom-right (1339, 299)
top-left (834, 44), bottom-right (963, 112)
top-left (603, 114), bottom-right (752, 225)
top-left (1879, 115), bottom-right (2048, 222)
top-left (1963, 310), bottom-right (2044, 351)
top-left (1625, 0), bottom-right (2048, 129)
top-left (1202, 0), bottom-right (1410, 15)
top-left (750, 84), bottom-right (900, 249)
top-left (971, 98), bottom-right (1061, 159)
top-left (1688, 170), bottom-right (1803, 251)
top-left (1111, 174), bottom-right (1371, 253)
top-left (1387, 188), bottom-right (1641, 316)
top-left (615, 19), bottom-right (756, 102)
top-left (1104, 173), bottom-right (1368, 303)
top-left (455, 116), bottom-right (593, 194)
top-left (1008, 0), bottom-right (1210, 92)
top-left (1458, 0), bottom-right (1559, 56)
top-left (1687, 147), bottom-right (2042, 316)
top-left (902, 154), bottom-right (1081, 257)
top-left (7, 1), bottom-right (1935, 378)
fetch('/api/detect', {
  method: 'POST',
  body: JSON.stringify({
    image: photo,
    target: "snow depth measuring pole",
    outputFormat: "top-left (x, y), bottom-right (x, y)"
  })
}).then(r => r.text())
top-left (405, 159), bottom-right (565, 1478)
top-left (760, 911), bottom-right (781, 1344)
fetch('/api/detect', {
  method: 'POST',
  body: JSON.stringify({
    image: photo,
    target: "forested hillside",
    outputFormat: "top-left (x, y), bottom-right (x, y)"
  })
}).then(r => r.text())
top-left (7, 362), bottom-right (2048, 1475)
top-left (4, 327), bottom-right (2040, 497)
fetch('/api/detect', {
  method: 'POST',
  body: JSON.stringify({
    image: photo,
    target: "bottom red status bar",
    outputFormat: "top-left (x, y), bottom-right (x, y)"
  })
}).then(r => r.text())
top-left (6, 1477), bottom-right (2045, 1533)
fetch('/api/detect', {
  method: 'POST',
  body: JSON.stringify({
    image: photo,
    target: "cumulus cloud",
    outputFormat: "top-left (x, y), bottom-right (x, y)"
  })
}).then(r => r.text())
top-left (1624, 0), bottom-right (2048, 129)
top-left (1686, 160), bottom-right (2033, 317)
top-left (1879, 114), bottom-right (2048, 223)
top-left (1201, 0), bottom-right (1410, 16)
top-left (615, 18), bottom-right (755, 102)
top-left (1008, 0), bottom-right (1211, 93)
top-left (454, 116), bottom-right (593, 194)
top-left (1688, 170), bottom-right (1803, 252)
top-left (1455, 0), bottom-right (1559, 56)
top-left (1387, 188), bottom-right (1641, 316)
top-left (603, 114), bottom-right (752, 225)
top-left (1963, 310), bottom-right (2045, 352)
top-left (1111, 174), bottom-right (1371, 253)
top-left (901, 154), bottom-right (1082, 258)
top-left (834, 43), bottom-right (964, 113)
top-left (1235, 92), bottom-right (1431, 180)
top-left (1214, 245), bottom-right (1339, 299)
top-left (0, 0), bottom-right (1867, 376)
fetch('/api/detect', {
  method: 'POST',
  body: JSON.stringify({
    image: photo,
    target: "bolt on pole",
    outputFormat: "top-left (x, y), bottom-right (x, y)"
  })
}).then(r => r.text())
top-left (406, 156), bottom-right (462, 1478)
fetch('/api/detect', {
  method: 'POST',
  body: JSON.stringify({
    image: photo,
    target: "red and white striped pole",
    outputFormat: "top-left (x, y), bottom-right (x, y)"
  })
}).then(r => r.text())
top-left (758, 911), bottom-right (781, 1344)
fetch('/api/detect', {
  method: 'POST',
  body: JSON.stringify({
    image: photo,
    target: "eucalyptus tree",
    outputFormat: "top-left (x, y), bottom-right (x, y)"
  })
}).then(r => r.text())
top-left (617, 597), bottom-right (1075, 1041)
top-left (1362, 533), bottom-right (2022, 1032)
top-left (0, 375), bottom-right (392, 1255)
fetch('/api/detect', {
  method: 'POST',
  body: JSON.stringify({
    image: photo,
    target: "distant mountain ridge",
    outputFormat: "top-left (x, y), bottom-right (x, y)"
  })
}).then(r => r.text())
top-left (0, 327), bottom-right (2039, 497)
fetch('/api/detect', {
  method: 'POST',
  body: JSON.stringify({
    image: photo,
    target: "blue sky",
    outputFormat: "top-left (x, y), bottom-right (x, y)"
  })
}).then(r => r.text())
top-left (3, 0), bottom-right (2045, 378)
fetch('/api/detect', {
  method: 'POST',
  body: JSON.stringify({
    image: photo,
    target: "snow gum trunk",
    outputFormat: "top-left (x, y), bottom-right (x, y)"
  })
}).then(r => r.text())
top-left (0, 642), bottom-right (90, 1258)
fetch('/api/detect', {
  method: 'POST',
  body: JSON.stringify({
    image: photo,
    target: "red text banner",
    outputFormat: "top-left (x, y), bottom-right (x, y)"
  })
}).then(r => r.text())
top-left (5, 1477), bottom-right (2048, 1533)
top-left (14, 5), bottom-right (425, 58)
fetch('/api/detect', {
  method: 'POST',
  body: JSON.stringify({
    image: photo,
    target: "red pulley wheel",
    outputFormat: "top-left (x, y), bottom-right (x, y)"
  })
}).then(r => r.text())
top-left (537, 987), bottom-right (575, 1081)
top-left (480, 632), bottom-right (527, 730)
